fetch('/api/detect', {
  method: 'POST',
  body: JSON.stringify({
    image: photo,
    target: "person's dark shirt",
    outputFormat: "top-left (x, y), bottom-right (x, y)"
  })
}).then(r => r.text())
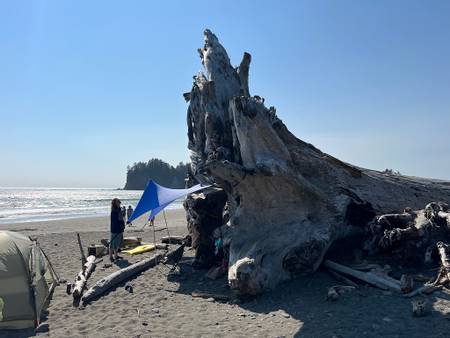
top-left (111, 209), bottom-right (125, 233)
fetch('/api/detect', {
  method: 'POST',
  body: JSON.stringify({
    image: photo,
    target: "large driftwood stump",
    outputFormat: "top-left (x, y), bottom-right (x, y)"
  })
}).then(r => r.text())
top-left (184, 187), bottom-right (227, 268)
top-left (185, 29), bottom-right (450, 295)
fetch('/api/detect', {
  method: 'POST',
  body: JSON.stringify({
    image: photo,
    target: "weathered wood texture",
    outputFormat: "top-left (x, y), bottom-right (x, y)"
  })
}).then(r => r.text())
top-left (82, 253), bottom-right (162, 303)
top-left (184, 188), bottom-right (227, 267)
top-left (72, 255), bottom-right (96, 299)
top-left (185, 29), bottom-right (450, 295)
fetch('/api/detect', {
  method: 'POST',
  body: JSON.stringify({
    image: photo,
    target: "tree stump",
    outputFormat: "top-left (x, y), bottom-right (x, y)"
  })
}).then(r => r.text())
top-left (184, 188), bottom-right (227, 268)
top-left (185, 29), bottom-right (450, 295)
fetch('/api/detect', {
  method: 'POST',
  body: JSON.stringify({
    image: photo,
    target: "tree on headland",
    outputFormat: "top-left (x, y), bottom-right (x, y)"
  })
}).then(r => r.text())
top-left (124, 158), bottom-right (189, 190)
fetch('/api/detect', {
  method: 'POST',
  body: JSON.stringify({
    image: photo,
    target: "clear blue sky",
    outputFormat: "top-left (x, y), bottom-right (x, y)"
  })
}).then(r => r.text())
top-left (1, 0), bottom-right (449, 188)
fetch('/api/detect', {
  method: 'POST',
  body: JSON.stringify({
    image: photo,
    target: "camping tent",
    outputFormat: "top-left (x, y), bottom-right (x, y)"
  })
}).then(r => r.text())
top-left (128, 180), bottom-right (210, 223)
top-left (0, 231), bottom-right (58, 330)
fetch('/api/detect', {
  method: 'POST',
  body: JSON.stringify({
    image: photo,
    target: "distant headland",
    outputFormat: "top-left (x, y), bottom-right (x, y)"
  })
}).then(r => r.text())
top-left (123, 158), bottom-right (189, 190)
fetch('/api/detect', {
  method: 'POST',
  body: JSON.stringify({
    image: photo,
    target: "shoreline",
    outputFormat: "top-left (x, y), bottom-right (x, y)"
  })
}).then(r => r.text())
top-left (0, 209), bottom-right (186, 235)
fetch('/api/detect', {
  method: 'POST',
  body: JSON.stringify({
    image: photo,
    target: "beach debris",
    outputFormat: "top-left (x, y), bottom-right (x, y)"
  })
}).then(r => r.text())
top-left (72, 255), bottom-right (97, 300)
top-left (411, 299), bottom-right (428, 317)
top-left (156, 243), bottom-right (169, 250)
top-left (66, 282), bottom-right (73, 295)
top-left (403, 283), bottom-right (441, 298)
top-left (82, 252), bottom-right (163, 304)
top-left (326, 269), bottom-right (359, 287)
top-left (400, 274), bottom-right (414, 293)
top-left (323, 260), bottom-right (402, 292)
top-left (76, 233), bottom-right (87, 266)
top-left (326, 285), bottom-right (356, 301)
top-left (191, 291), bottom-right (231, 302)
top-left (161, 235), bottom-right (189, 245)
top-left (206, 264), bottom-right (227, 280)
top-left (435, 241), bottom-right (450, 286)
top-left (124, 283), bottom-right (134, 293)
top-left (88, 244), bottom-right (107, 258)
top-left (35, 322), bottom-right (49, 333)
top-left (161, 243), bottom-right (186, 272)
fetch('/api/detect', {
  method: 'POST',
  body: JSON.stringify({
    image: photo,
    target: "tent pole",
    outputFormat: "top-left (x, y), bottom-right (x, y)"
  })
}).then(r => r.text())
top-left (163, 209), bottom-right (171, 238)
top-left (152, 218), bottom-right (156, 244)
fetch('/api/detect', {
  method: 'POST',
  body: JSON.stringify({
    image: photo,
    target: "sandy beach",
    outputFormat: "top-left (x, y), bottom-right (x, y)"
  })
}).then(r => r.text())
top-left (1, 210), bottom-right (450, 338)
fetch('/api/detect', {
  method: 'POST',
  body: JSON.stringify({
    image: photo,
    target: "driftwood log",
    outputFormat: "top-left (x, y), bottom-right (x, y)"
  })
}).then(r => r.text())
top-left (82, 253), bottom-right (162, 303)
top-left (72, 255), bottom-right (96, 299)
top-left (184, 29), bottom-right (450, 295)
top-left (364, 202), bottom-right (450, 265)
top-left (323, 260), bottom-right (402, 292)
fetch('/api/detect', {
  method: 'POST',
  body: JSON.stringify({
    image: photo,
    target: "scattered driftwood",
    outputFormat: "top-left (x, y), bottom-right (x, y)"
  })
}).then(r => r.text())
top-left (326, 269), bottom-right (358, 287)
top-left (72, 255), bottom-right (96, 299)
top-left (155, 243), bottom-right (169, 250)
top-left (161, 236), bottom-right (187, 245)
top-left (191, 291), bottom-right (231, 302)
top-left (326, 285), bottom-right (356, 301)
top-left (323, 260), bottom-right (402, 292)
top-left (82, 253), bottom-right (162, 304)
top-left (367, 202), bottom-right (450, 259)
top-left (77, 233), bottom-right (87, 266)
top-left (403, 283), bottom-right (441, 298)
top-left (184, 29), bottom-right (450, 295)
top-left (412, 299), bottom-right (428, 317)
top-left (161, 244), bottom-right (185, 272)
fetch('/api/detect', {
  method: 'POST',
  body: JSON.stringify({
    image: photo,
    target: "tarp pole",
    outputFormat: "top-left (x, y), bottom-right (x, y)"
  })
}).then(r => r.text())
top-left (152, 218), bottom-right (156, 244)
top-left (162, 209), bottom-right (171, 239)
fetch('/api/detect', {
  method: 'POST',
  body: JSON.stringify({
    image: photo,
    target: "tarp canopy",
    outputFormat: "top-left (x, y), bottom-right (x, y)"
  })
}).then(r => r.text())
top-left (128, 180), bottom-right (209, 223)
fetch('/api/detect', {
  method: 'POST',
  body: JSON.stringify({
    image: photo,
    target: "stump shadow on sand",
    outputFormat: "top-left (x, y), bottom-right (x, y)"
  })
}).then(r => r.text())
top-left (169, 258), bottom-right (450, 338)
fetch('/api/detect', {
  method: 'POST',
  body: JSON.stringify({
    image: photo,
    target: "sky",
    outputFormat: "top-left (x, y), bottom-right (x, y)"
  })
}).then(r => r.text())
top-left (1, 0), bottom-right (449, 188)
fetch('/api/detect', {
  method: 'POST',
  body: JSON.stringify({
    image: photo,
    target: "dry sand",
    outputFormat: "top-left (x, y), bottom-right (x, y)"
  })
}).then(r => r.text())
top-left (2, 210), bottom-right (450, 337)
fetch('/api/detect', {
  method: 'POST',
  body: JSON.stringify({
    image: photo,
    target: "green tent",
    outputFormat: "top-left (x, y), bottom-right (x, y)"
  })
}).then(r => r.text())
top-left (0, 231), bottom-right (58, 329)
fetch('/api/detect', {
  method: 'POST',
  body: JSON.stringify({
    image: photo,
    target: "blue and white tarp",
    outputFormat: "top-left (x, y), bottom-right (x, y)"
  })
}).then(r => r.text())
top-left (128, 180), bottom-right (209, 222)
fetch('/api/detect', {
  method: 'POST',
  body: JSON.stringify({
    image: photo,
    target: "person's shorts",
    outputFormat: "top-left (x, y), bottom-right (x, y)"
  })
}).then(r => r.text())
top-left (109, 232), bottom-right (123, 249)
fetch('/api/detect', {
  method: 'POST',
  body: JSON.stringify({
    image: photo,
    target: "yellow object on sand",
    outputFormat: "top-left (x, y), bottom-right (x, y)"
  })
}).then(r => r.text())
top-left (122, 244), bottom-right (156, 255)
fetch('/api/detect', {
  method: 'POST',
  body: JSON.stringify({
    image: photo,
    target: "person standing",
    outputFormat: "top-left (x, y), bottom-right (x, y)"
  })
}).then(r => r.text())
top-left (121, 205), bottom-right (127, 222)
top-left (127, 205), bottom-right (134, 225)
top-left (110, 198), bottom-right (125, 262)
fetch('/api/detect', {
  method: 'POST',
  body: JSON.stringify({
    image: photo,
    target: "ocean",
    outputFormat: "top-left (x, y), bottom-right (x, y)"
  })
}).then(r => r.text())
top-left (0, 187), bottom-right (184, 224)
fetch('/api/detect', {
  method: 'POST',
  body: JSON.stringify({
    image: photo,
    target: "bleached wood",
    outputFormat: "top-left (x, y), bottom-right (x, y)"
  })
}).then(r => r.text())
top-left (324, 260), bottom-right (401, 292)
top-left (185, 29), bottom-right (450, 295)
top-left (82, 253), bottom-right (162, 303)
top-left (72, 255), bottom-right (96, 299)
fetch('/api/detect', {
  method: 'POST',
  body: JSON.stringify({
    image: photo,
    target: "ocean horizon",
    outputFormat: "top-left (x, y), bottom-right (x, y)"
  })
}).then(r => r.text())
top-left (0, 187), bottom-right (184, 224)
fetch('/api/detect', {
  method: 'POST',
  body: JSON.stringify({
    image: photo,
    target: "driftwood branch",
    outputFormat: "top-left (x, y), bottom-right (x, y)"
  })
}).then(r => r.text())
top-left (77, 233), bottom-right (87, 267)
top-left (323, 260), bottom-right (401, 292)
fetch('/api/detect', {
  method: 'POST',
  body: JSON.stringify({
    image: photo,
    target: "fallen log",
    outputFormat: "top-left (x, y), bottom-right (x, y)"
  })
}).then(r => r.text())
top-left (403, 283), bottom-right (441, 298)
top-left (82, 253), bottom-right (162, 304)
top-left (323, 260), bottom-right (401, 292)
top-left (161, 236), bottom-right (186, 245)
top-left (72, 255), bottom-right (96, 299)
top-left (326, 269), bottom-right (359, 287)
